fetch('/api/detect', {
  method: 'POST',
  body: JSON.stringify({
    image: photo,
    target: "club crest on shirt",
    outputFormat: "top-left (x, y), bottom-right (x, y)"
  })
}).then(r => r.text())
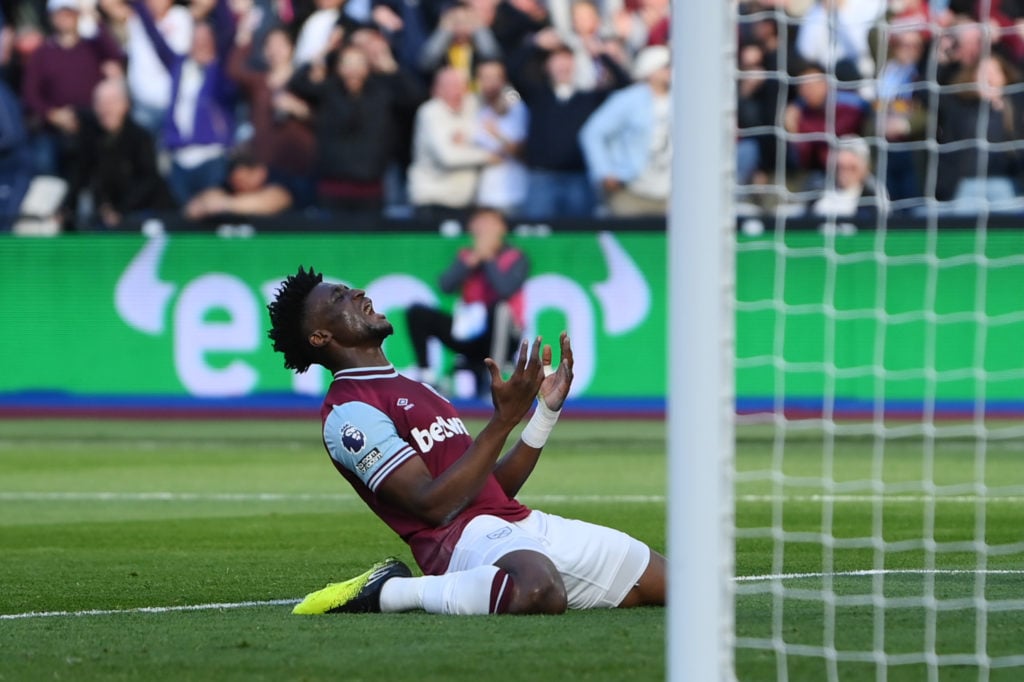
top-left (341, 424), bottom-right (366, 454)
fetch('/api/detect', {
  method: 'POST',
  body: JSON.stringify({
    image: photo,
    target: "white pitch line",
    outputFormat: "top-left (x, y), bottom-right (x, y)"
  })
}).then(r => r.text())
top-left (735, 568), bottom-right (1024, 583)
top-left (3, 492), bottom-right (1024, 504)
top-left (0, 599), bottom-right (299, 621)
top-left (738, 494), bottom-right (1024, 504)
top-left (5, 569), bottom-right (1023, 621)
top-left (0, 491), bottom-right (666, 504)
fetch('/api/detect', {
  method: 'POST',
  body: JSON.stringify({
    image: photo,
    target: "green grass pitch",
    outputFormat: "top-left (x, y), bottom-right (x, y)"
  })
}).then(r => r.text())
top-left (2, 418), bottom-right (1023, 681)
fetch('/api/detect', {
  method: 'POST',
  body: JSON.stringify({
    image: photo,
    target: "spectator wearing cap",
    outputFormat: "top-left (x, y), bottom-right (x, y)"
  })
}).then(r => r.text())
top-left (579, 45), bottom-right (670, 216)
top-left (510, 41), bottom-right (629, 219)
top-left (21, 0), bottom-right (124, 177)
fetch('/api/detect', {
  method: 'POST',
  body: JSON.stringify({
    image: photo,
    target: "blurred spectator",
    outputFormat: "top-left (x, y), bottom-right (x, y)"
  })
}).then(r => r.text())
top-left (935, 16), bottom-right (985, 85)
top-left (101, 0), bottom-right (193, 134)
top-left (408, 66), bottom-right (494, 215)
top-left (808, 136), bottom-right (887, 219)
top-left (611, 0), bottom-right (669, 55)
top-left (132, 0), bottom-right (237, 205)
top-left (417, 2), bottom-right (501, 84)
top-left (184, 148), bottom-right (293, 219)
top-left (289, 42), bottom-right (425, 215)
top-left (405, 207), bottom-right (527, 397)
top-left (579, 45), bottom-right (670, 216)
top-left (349, 25), bottom-right (423, 210)
top-left (887, 0), bottom-right (934, 35)
top-left (68, 78), bottom-right (173, 229)
top-left (970, 0), bottom-right (1024, 64)
top-left (736, 40), bottom-right (781, 185)
top-left (794, 0), bottom-right (886, 84)
top-left (491, 0), bottom-right (551, 58)
top-left (512, 41), bottom-right (629, 219)
top-left (293, 0), bottom-right (355, 66)
top-left (366, 0), bottom-right (441, 74)
top-left (472, 59), bottom-right (528, 213)
top-left (228, 13), bottom-right (316, 208)
top-left (936, 54), bottom-right (1024, 209)
top-left (875, 26), bottom-right (928, 203)
top-left (0, 74), bottom-right (32, 232)
top-left (21, 0), bottom-right (124, 177)
top-left (559, 0), bottom-right (629, 90)
top-left (783, 63), bottom-right (869, 178)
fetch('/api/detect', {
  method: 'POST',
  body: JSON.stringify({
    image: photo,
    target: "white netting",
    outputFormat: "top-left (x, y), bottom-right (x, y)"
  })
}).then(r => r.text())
top-left (730, 2), bottom-right (1024, 679)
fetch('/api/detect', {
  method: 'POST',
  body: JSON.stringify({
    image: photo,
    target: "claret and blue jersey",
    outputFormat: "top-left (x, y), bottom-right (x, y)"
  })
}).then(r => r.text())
top-left (320, 364), bottom-right (530, 575)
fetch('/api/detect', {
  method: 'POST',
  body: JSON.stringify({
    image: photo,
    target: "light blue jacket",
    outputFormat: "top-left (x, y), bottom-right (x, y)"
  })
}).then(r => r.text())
top-left (579, 82), bottom-right (656, 184)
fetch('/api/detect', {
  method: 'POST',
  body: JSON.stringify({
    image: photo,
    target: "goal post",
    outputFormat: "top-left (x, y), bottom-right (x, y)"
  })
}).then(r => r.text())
top-left (668, 1), bottom-right (736, 681)
top-left (671, 1), bottom-right (1024, 680)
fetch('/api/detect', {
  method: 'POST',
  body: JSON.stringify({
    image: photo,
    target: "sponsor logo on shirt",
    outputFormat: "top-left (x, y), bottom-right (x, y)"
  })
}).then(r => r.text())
top-left (410, 416), bottom-right (469, 453)
top-left (355, 447), bottom-right (383, 474)
top-left (341, 424), bottom-right (366, 454)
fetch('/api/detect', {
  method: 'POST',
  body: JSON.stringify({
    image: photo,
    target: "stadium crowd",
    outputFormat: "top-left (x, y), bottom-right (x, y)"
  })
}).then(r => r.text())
top-left (1, 0), bottom-right (1023, 231)
top-left (739, 0), bottom-right (1024, 219)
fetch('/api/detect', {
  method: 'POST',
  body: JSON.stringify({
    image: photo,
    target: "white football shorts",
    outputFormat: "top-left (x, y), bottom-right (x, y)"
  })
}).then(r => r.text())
top-left (447, 510), bottom-right (651, 609)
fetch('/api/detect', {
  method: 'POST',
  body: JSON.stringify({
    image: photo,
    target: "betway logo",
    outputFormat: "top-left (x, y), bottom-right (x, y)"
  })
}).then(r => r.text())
top-left (411, 416), bottom-right (470, 452)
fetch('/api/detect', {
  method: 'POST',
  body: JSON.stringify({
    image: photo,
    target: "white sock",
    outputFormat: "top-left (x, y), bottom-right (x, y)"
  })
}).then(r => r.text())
top-left (379, 565), bottom-right (513, 615)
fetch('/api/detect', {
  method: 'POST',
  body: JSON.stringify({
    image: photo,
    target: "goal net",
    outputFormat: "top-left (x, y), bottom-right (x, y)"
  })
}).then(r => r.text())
top-left (727, 1), bottom-right (1024, 680)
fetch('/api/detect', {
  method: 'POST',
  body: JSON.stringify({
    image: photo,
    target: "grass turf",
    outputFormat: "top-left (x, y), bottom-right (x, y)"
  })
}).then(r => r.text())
top-left (2, 418), bottom-right (1023, 681)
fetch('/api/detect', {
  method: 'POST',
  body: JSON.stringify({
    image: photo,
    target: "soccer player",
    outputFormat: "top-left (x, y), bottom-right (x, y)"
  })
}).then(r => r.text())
top-left (267, 266), bottom-right (666, 615)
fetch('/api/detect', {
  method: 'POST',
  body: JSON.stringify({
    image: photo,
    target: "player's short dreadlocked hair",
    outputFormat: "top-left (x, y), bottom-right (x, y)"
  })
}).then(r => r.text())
top-left (267, 266), bottom-right (323, 373)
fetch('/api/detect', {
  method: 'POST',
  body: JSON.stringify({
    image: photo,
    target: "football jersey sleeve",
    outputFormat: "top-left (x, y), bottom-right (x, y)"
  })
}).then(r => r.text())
top-left (323, 401), bottom-right (419, 493)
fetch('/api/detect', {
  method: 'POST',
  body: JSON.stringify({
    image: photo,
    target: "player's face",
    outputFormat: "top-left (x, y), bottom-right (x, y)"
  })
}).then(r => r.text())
top-left (305, 282), bottom-right (393, 348)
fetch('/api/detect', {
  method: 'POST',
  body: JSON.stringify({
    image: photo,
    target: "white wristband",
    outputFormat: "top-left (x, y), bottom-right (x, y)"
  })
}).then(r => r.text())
top-left (521, 399), bottom-right (561, 449)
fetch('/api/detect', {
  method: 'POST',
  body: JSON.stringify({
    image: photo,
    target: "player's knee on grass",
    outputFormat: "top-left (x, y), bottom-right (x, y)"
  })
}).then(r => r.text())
top-left (495, 550), bottom-right (568, 615)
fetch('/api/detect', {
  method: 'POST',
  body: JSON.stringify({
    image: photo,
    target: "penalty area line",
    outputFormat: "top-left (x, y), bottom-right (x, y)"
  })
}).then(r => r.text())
top-left (0, 598), bottom-right (300, 621)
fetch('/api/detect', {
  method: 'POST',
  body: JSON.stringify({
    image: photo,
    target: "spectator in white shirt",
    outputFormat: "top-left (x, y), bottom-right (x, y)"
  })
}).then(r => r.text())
top-left (472, 59), bottom-right (528, 214)
top-left (408, 66), bottom-right (495, 216)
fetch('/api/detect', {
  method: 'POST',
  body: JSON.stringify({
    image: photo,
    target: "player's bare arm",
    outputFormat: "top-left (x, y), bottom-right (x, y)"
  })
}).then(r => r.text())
top-left (375, 337), bottom-right (546, 526)
top-left (493, 332), bottom-right (574, 498)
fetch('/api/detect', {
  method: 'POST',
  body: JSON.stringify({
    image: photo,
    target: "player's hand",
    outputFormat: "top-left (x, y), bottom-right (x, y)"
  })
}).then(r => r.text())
top-left (485, 337), bottom-right (545, 426)
top-left (539, 332), bottom-right (573, 411)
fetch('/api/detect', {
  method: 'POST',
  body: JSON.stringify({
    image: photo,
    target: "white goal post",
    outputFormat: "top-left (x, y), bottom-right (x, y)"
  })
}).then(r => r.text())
top-left (669, 1), bottom-right (1024, 680)
top-left (668, 1), bottom-right (736, 681)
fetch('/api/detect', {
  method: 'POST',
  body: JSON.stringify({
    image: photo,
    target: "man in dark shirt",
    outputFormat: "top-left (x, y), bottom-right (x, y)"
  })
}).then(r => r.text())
top-left (511, 42), bottom-right (629, 219)
top-left (70, 79), bottom-right (172, 229)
